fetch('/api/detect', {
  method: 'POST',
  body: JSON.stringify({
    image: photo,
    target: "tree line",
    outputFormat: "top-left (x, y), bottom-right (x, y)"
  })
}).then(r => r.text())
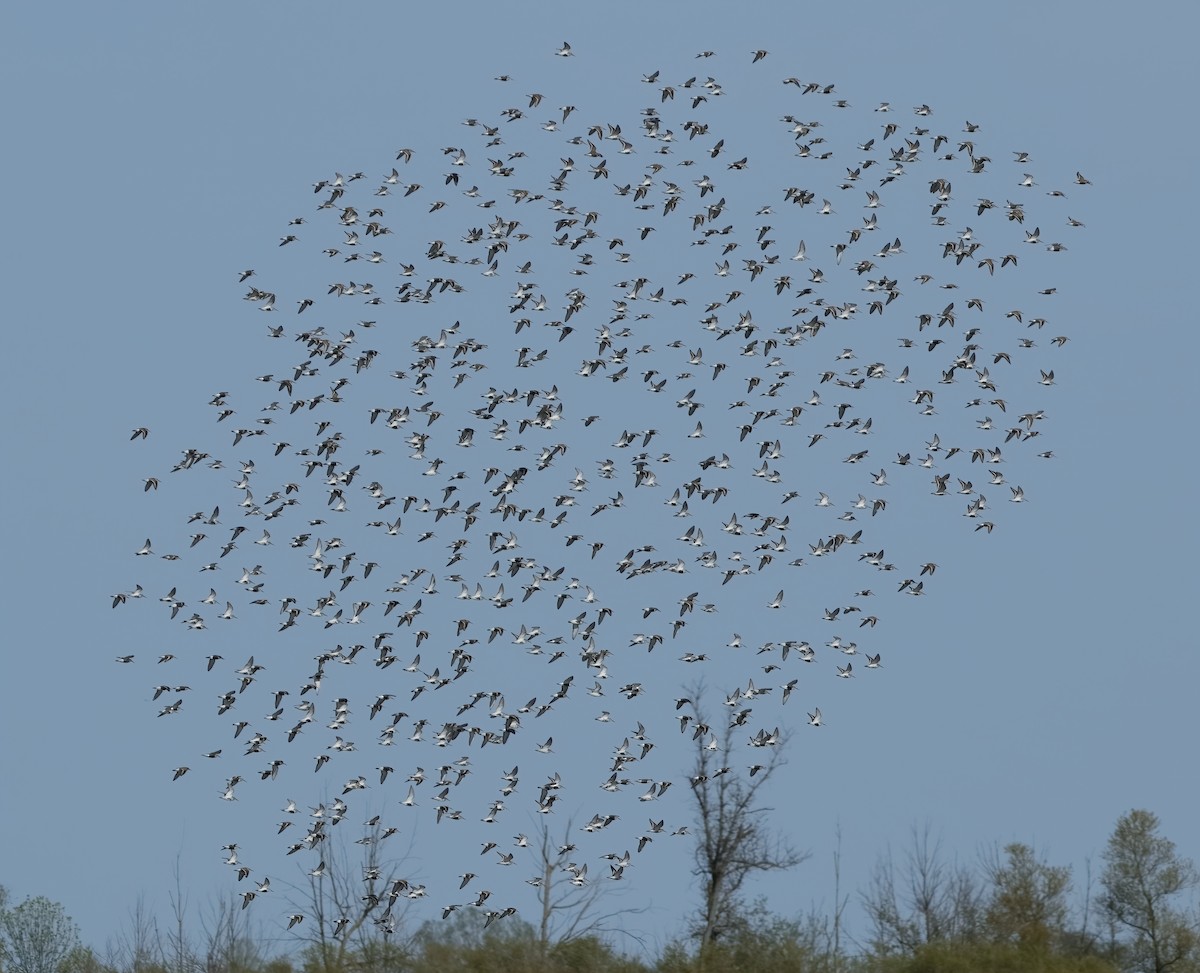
top-left (2, 808), bottom-right (1196, 973)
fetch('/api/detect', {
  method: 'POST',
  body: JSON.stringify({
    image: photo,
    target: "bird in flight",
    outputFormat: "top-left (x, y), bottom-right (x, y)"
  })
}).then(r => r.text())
top-left (113, 38), bottom-right (1085, 933)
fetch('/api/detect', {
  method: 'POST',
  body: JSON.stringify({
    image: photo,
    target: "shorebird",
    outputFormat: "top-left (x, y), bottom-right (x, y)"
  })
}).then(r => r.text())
top-left (111, 39), bottom-right (1084, 934)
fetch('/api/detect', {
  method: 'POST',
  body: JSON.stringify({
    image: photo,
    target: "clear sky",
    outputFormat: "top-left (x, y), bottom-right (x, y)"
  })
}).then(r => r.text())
top-left (2, 0), bottom-right (1197, 958)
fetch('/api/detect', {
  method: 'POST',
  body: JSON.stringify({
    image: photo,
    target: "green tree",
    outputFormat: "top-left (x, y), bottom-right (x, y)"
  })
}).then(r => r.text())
top-left (701, 898), bottom-right (833, 973)
top-left (58, 947), bottom-right (115, 973)
top-left (982, 843), bottom-right (1072, 951)
top-left (1100, 810), bottom-right (1198, 973)
top-left (0, 896), bottom-right (81, 973)
top-left (548, 935), bottom-right (646, 973)
top-left (875, 940), bottom-right (1119, 973)
top-left (408, 910), bottom-right (644, 973)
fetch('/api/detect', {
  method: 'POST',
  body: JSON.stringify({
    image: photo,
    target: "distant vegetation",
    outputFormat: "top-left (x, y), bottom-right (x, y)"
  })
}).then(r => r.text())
top-left (2, 810), bottom-right (1196, 973)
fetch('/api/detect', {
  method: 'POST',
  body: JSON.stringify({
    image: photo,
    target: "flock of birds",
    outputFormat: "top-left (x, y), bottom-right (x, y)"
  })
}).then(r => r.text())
top-left (113, 43), bottom-right (1087, 933)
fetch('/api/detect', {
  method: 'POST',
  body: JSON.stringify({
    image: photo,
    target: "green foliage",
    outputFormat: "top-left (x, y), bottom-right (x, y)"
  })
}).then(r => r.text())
top-left (982, 843), bottom-right (1072, 951)
top-left (403, 912), bottom-right (647, 973)
top-left (57, 947), bottom-right (115, 973)
top-left (548, 936), bottom-right (647, 973)
top-left (656, 897), bottom-right (839, 973)
top-left (298, 941), bottom-right (410, 973)
top-left (1101, 810), bottom-right (1199, 973)
top-left (651, 941), bottom-right (695, 973)
top-left (872, 941), bottom-right (1120, 973)
top-left (0, 896), bottom-right (80, 973)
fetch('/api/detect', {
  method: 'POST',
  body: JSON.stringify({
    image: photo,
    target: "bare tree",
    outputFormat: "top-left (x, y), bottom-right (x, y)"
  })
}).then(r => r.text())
top-left (164, 856), bottom-right (202, 973)
top-left (104, 895), bottom-right (164, 973)
top-left (524, 817), bottom-right (645, 956)
top-left (861, 822), bottom-right (982, 954)
top-left (285, 817), bottom-right (413, 973)
top-left (682, 694), bottom-right (808, 967)
top-left (199, 895), bottom-right (262, 973)
top-left (831, 821), bottom-right (850, 973)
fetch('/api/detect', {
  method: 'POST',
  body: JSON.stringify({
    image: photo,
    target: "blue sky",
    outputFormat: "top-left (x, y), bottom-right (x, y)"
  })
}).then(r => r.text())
top-left (2, 0), bottom-right (1197, 957)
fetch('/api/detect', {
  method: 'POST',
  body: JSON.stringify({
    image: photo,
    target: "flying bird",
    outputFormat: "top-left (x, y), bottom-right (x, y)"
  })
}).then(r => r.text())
top-left (111, 39), bottom-right (1083, 934)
